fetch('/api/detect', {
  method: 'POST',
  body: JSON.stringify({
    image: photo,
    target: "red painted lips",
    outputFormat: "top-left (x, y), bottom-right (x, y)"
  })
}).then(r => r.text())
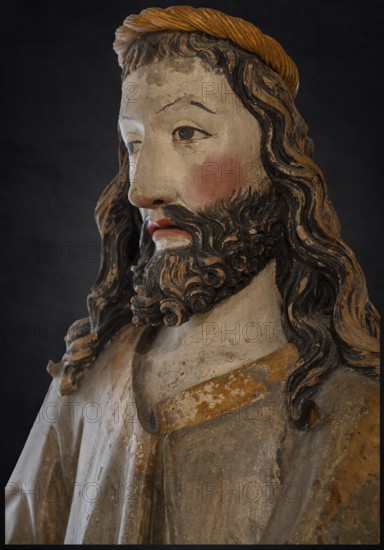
top-left (147, 218), bottom-right (192, 240)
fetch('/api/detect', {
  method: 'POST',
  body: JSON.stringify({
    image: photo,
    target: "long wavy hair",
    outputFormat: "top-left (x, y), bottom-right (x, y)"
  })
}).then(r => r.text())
top-left (58, 31), bottom-right (379, 429)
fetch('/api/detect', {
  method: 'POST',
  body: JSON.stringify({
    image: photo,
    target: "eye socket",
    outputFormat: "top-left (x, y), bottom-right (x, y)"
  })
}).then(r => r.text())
top-left (172, 126), bottom-right (212, 142)
top-left (127, 140), bottom-right (141, 155)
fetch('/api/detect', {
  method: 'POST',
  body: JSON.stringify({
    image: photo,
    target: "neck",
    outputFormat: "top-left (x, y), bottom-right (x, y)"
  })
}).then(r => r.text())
top-left (137, 260), bottom-right (288, 406)
top-left (173, 259), bottom-right (285, 353)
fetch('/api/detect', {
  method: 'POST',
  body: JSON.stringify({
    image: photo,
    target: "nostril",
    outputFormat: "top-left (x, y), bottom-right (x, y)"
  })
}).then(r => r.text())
top-left (152, 199), bottom-right (166, 206)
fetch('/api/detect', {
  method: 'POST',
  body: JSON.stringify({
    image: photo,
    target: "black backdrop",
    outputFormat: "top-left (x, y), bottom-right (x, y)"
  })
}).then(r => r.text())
top-left (1, 0), bottom-right (383, 486)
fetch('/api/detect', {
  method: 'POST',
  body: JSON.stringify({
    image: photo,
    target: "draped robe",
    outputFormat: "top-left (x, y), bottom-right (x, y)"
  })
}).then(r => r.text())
top-left (5, 324), bottom-right (379, 544)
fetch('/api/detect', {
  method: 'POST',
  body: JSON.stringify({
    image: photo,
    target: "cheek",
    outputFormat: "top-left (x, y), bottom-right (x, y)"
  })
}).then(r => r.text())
top-left (189, 154), bottom-right (248, 207)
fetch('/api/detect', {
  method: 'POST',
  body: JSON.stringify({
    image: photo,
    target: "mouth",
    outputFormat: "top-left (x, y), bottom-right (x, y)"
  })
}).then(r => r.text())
top-left (147, 218), bottom-right (192, 241)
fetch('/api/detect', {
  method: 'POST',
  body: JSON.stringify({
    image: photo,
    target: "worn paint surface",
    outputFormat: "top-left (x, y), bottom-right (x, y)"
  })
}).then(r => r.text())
top-left (5, 325), bottom-right (379, 544)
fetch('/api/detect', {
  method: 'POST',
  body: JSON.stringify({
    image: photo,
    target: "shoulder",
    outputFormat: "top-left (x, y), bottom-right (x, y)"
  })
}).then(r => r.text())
top-left (299, 366), bottom-right (379, 543)
top-left (317, 364), bottom-right (378, 411)
top-left (51, 323), bottom-right (145, 397)
top-left (314, 365), bottom-right (379, 444)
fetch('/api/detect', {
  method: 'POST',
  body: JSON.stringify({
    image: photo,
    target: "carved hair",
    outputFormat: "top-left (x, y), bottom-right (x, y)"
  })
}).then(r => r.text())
top-left (59, 31), bottom-right (379, 429)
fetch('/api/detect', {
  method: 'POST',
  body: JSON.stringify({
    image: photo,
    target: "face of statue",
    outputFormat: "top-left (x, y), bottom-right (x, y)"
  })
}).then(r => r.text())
top-left (119, 56), bottom-right (282, 327)
top-left (119, 57), bottom-right (271, 251)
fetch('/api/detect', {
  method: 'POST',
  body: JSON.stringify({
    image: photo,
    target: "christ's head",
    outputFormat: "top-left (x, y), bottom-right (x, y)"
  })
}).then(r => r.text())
top-left (119, 55), bottom-right (280, 326)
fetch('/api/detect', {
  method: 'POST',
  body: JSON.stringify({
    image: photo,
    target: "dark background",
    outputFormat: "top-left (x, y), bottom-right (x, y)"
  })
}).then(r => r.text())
top-left (1, 0), bottom-right (383, 485)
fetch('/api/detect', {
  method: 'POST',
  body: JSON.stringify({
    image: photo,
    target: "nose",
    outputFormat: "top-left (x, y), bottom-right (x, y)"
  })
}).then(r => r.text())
top-left (127, 141), bottom-right (178, 209)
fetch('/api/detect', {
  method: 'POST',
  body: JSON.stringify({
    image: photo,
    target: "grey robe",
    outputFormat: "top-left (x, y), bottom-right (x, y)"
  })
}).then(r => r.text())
top-left (5, 325), bottom-right (379, 544)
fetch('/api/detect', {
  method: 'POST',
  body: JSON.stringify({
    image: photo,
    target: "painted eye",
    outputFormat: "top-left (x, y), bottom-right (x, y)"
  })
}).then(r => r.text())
top-left (127, 141), bottom-right (141, 155)
top-left (172, 126), bottom-right (211, 142)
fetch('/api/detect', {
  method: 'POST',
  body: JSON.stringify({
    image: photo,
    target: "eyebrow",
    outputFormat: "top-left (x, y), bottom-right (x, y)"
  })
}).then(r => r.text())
top-left (118, 98), bottom-right (216, 122)
top-left (156, 98), bottom-right (216, 115)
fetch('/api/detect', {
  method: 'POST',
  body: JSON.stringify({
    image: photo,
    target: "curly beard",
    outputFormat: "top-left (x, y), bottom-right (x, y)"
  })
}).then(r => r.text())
top-left (130, 187), bottom-right (282, 327)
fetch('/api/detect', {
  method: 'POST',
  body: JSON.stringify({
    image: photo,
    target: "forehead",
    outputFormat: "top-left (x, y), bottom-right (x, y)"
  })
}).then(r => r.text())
top-left (120, 57), bottom-right (242, 115)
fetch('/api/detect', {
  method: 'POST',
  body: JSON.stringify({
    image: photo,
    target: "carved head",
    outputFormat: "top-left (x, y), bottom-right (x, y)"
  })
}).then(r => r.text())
top-left (60, 7), bottom-right (379, 428)
top-left (120, 53), bottom-right (281, 327)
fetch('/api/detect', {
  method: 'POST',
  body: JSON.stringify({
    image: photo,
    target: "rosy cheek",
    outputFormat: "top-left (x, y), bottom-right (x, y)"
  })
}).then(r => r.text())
top-left (189, 154), bottom-right (246, 207)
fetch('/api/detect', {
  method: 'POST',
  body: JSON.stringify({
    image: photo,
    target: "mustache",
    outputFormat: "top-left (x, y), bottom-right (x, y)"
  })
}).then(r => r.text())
top-left (141, 187), bottom-right (269, 247)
